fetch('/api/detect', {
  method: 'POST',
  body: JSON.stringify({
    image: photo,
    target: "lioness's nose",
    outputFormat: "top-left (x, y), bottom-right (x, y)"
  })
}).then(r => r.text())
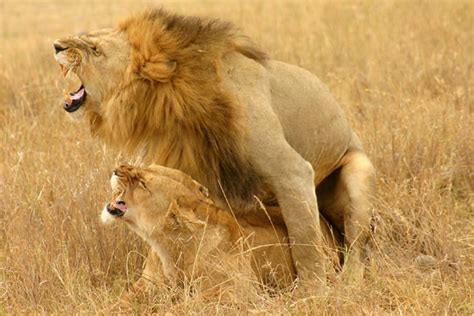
top-left (53, 41), bottom-right (67, 54)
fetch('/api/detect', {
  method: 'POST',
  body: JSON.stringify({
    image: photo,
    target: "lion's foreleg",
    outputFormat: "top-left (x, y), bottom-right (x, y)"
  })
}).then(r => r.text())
top-left (226, 54), bottom-right (328, 293)
top-left (276, 163), bottom-right (328, 288)
top-left (248, 137), bottom-right (329, 292)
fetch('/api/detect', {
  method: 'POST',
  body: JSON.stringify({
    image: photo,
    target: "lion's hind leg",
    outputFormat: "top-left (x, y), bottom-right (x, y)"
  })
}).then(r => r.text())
top-left (317, 150), bottom-right (375, 284)
top-left (339, 151), bottom-right (375, 283)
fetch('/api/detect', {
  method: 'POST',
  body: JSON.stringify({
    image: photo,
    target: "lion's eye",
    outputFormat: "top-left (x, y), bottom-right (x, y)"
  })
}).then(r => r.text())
top-left (91, 46), bottom-right (101, 55)
top-left (78, 37), bottom-right (100, 55)
top-left (86, 43), bottom-right (101, 56)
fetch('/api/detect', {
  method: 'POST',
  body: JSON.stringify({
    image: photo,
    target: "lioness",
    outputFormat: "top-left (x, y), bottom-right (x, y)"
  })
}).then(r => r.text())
top-left (54, 8), bottom-right (375, 290)
top-left (101, 164), bottom-right (341, 297)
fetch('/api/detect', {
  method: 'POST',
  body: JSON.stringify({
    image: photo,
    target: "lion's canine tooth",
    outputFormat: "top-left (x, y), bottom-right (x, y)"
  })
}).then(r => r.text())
top-left (63, 89), bottom-right (72, 105)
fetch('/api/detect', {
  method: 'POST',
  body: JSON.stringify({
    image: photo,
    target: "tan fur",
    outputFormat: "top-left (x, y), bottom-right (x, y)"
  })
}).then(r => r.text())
top-left (62, 10), bottom-right (266, 210)
top-left (103, 164), bottom-right (341, 298)
top-left (54, 8), bottom-right (375, 290)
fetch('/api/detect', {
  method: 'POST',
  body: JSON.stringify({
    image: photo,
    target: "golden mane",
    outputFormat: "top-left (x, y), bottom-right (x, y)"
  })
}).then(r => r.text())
top-left (88, 9), bottom-right (267, 210)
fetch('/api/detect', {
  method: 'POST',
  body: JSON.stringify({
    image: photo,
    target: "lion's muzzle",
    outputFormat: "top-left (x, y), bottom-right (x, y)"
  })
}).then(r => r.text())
top-left (53, 40), bottom-right (88, 113)
top-left (53, 42), bottom-right (68, 54)
top-left (63, 85), bottom-right (86, 113)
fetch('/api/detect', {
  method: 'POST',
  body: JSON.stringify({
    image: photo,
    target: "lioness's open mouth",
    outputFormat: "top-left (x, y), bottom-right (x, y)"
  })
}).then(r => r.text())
top-left (63, 84), bottom-right (86, 113)
top-left (106, 204), bottom-right (125, 217)
top-left (106, 201), bottom-right (127, 217)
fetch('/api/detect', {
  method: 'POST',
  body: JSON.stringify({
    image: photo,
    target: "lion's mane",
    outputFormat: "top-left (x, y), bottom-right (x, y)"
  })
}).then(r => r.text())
top-left (88, 9), bottom-right (267, 210)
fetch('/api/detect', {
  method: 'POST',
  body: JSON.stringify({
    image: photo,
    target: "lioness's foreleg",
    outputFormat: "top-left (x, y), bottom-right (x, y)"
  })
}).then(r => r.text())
top-left (132, 248), bottom-right (164, 295)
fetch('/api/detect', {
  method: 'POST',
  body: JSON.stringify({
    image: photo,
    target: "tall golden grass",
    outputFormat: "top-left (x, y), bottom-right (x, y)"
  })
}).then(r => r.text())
top-left (1, 0), bottom-right (472, 314)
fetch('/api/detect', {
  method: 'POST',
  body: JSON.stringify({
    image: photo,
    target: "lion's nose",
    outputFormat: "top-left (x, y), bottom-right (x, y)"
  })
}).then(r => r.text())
top-left (53, 41), bottom-right (67, 54)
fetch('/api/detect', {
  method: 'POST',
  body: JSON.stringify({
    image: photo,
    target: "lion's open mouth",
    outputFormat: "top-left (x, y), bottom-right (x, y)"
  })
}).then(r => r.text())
top-left (63, 84), bottom-right (86, 113)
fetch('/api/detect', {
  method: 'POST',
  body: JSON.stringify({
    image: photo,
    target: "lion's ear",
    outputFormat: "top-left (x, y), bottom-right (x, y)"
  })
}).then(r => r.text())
top-left (139, 59), bottom-right (177, 82)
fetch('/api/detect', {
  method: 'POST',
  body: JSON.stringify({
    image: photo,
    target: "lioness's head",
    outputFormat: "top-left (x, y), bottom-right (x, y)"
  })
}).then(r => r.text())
top-left (101, 164), bottom-right (210, 233)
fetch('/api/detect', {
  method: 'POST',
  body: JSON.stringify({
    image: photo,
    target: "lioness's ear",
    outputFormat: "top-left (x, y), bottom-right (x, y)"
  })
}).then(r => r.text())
top-left (166, 201), bottom-right (204, 230)
top-left (199, 185), bottom-right (209, 198)
top-left (138, 58), bottom-right (177, 82)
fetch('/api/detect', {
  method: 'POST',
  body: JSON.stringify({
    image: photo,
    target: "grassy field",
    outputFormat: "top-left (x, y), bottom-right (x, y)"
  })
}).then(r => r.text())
top-left (1, 0), bottom-right (473, 314)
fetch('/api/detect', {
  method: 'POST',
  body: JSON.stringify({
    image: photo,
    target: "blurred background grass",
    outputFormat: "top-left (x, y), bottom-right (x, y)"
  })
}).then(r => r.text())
top-left (1, 0), bottom-right (472, 314)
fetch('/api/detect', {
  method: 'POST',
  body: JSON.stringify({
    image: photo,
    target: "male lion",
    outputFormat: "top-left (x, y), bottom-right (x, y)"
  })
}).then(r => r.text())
top-left (54, 9), bottom-right (375, 291)
top-left (101, 164), bottom-right (342, 298)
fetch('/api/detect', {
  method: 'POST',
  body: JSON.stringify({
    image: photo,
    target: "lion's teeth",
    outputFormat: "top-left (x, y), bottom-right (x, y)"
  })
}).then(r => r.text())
top-left (59, 64), bottom-right (68, 77)
top-left (63, 89), bottom-right (72, 105)
top-left (62, 70), bottom-right (82, 95)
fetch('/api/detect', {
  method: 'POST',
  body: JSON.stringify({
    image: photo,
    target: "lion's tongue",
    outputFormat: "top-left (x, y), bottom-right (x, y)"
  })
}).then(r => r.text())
top-left (66, 87), bottom-right (85, 105)
top-left (62, 69), bottom-right (83, 105)
top-left (71, 87), bottom-right (85, 100)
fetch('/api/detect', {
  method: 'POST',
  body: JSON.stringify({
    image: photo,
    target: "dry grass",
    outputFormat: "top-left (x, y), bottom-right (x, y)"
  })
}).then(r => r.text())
top-left (1, 0), bottom-right (473, 314)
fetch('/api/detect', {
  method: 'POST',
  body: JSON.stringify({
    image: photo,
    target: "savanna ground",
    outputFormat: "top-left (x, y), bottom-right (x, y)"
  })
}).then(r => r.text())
top-left (1, 0), bottom-right (473, 314)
